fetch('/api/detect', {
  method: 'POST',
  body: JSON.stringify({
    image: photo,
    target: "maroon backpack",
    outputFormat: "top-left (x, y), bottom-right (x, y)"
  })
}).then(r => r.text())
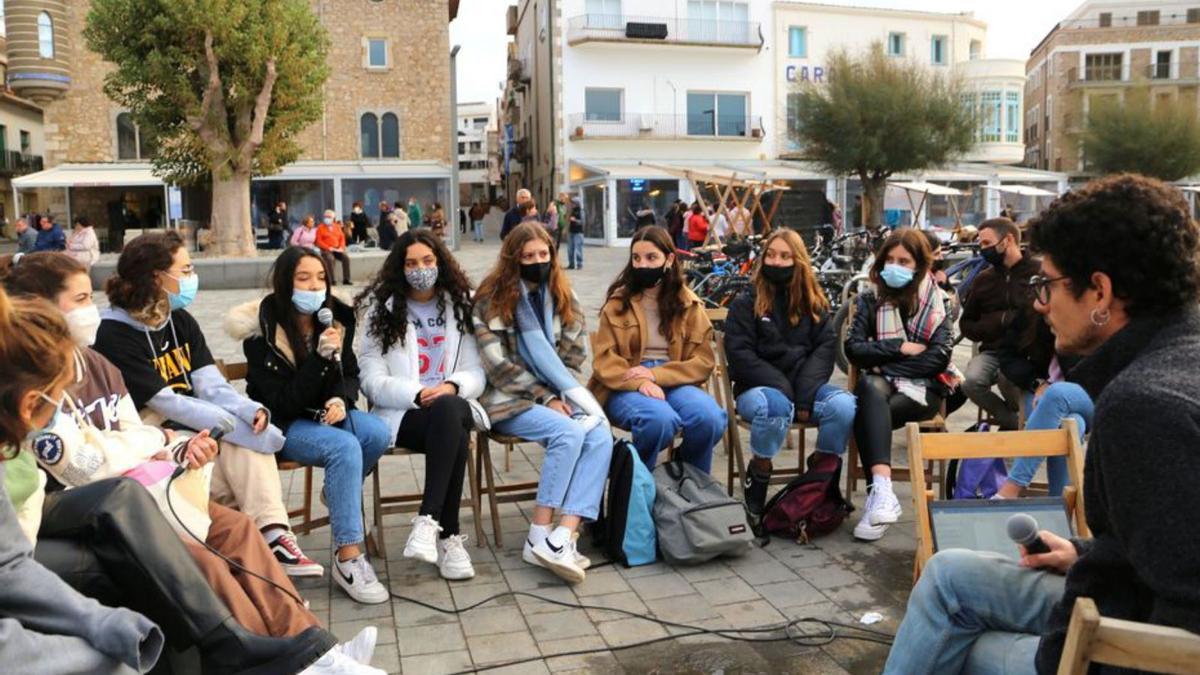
top-left (762, 452), bottom-right (854, 543)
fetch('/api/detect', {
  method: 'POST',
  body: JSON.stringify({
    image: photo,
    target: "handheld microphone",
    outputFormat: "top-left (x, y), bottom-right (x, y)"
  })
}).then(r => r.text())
top-left (1006, 513), bottom-right (1051, 555)
top-left (172, 419), bottom-right (234, 477)
top-left (316, 307), bottom-right (340, 362)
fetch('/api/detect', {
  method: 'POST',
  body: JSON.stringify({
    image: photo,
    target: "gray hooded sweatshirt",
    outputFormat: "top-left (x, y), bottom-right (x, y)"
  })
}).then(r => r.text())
top-left (0, 461), bottom-right (164, 674)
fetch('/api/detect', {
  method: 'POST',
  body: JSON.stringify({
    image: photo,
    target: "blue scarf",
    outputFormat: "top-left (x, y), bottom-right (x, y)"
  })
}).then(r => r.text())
top-left (515, 282), bottom-right (607, 424)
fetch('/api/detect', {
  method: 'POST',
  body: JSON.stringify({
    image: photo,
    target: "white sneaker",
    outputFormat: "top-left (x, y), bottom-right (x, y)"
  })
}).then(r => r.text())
top-left (867, 481), bottom-right (902, 525)
top-left (301, 645), bottom-right (385, 675)
top-left (437, 534), bottom-right (476, 580)
top-left (532, 534), bottom-right (587, 584)
top-left (522, 525), bottom-right (551, 568)
top-left (333, 554), bottom-right (389, 605)
top-left (403, 515), bottom-right (440, 564)
top-left (570, 532), bottom-right (591, 571)
top-left (337, 626), bottom-right (377, 666)
top-left (852, 509), bottom-right (888, 541)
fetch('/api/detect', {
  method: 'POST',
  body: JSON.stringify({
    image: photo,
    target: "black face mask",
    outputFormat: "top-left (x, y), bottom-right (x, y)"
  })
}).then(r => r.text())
top-left (931, 258), bottom-right (945, 272)
top-left (520, 261), bottom-right (552, 284)
top-left (630, 265), bottom-right (667, 291)
top-left (980, 244), bottom-right (1006, 267)
top-left (761, 264), bottom-right (795, 286)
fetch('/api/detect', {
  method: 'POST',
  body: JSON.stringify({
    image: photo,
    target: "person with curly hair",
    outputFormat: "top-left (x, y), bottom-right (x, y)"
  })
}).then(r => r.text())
top-left (355, 230), bottom-right (485, 581)
top-left (884, 174), bottom-right (1200, 674)
top-left (473, 222), bottom-right (612, 584)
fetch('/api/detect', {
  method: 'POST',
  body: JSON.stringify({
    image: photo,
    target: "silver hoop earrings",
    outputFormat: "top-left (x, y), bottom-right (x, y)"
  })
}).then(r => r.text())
top-left (1090, 308), bottom-right (1111, 327)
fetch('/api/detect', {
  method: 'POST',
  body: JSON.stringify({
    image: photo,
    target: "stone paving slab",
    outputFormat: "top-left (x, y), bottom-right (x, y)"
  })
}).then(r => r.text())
top-left (85, 236), bottom-right (1013, 674)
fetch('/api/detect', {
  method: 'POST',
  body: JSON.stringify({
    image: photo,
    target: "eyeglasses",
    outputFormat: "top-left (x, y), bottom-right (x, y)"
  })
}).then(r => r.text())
top-left (1028, 274), bottom-right (1069, 304)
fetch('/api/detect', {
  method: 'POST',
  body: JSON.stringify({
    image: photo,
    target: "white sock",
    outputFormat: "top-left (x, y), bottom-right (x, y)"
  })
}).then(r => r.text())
top-left (528, 523), bottom-right (551, 545)
top-left (547, 526), bottom-right (572, 550)
top-left (263, 526), bottom-right (288, 544)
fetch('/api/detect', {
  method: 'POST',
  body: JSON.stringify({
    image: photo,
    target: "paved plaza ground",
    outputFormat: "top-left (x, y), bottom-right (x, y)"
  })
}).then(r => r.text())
top-left (92, 229), bottom-right (988, 674)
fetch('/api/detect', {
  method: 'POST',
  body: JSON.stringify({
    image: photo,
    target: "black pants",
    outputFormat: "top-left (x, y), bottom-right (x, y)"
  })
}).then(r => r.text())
top-left (852, 374), bottom-right (943, 474)
top-left (320, 250), bottom-right (352, 285)
top-left (394, 395), bottom-right (473, 536)
top-left (34, 478), bottom-right (233, 648)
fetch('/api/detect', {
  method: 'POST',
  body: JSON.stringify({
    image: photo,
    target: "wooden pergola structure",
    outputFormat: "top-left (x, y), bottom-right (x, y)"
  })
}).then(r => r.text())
top-left (640, 162), bottom-right (791, 244)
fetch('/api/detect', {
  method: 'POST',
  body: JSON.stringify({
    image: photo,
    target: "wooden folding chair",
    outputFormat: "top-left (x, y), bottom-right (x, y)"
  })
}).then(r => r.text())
top-left (907, 418), bottom-right (1088, 581)
top-left (712, 333), bottom-right (813, 495)
top-left (215, 360), bottom-right (328, 536)
top-left (475, 430), bottom-right (540, 548)
top-left (844, 363), bottom-right (948, 500)
top-left (1057, 597), bottom-right (1200, 675)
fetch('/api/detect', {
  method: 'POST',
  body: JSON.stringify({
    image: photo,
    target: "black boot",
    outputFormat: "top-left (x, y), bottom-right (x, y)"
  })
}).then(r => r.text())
top-left (743, 458), bottom-right (773, 537)
top-left (199, 619), bottom-right (337, 675)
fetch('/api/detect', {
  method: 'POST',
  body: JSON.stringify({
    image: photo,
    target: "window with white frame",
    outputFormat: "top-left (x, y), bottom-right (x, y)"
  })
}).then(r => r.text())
top-left (1005, 91), bottom-right (1020, 143)
top-left (37, 11), bottom-right (53, 58)
top-left (366, 38), bottom-right (388, 68)
top-left (1085, 53), bottom-right (1122, 82)
top-left (931, 35), bottom-right (947, 65)
top-left (584, 88), bottom-right (622, 122)
top-left (687, 1), bottom-right (750, 44)
top-left (687, 91), bottom-right (748, 136)
top-left (788, 26), bottom-right (806, 58)
top-left (887, 32), bottom-right (905, 57)
top-left (981, 90), bottom-right (1002, 142)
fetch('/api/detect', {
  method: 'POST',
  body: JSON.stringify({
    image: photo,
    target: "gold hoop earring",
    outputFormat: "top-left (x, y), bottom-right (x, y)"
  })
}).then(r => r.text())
top-left (1090, 308), bottom-right (1111, 327)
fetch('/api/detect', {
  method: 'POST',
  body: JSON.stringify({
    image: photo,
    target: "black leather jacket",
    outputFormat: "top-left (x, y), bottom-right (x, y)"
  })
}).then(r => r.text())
top-left (844, 290), bottom-right (953, 382)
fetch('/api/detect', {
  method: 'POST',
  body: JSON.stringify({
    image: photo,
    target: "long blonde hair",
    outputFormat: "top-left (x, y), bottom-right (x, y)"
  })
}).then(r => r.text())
top-left (476, 221), bottom-right (576, 326)
top-left (753, 228), bottom-right (830, 324)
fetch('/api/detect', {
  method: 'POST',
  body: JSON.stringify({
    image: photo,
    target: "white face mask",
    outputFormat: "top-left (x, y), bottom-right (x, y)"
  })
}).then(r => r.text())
top-left (65, 304), bottom-right (101, 347)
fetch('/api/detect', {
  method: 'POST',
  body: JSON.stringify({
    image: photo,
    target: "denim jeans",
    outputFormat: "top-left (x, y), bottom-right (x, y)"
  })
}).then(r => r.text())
top-left (883, 549), bottom-right (1065, 675)
top-left (278, 411), bottom-right (391, 548)
top-left (472, 220), bottom-right (484, 242)
top-left (734, 384), bottom-right (856, 459)
top-left (493, 404), bottom-right (613, 520)
top-left (568, 232), bottom-right (584, 268)
top-left (605, 361), bottom-right (727, 473)
top-left (1008, 382), bottom-right (1093, 495)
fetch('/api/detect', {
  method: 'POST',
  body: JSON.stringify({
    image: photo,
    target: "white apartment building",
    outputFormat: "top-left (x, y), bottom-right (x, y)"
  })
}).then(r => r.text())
top-left (457, 101), bottom-right (497, 205)
top-left (503, 0), bottom-right (1057, 244)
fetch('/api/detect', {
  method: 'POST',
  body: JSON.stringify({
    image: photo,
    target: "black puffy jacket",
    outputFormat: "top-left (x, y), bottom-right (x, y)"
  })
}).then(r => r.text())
top-left (844, 290), bottom-right (953, 383)
top-left (236, 296), bottom-right (361, 430)
top-left (724, 289), bottom-right (835, 413)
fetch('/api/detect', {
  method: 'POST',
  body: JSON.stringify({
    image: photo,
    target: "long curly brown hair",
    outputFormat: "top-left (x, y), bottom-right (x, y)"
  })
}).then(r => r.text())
top-left (605, 226), bottom-right (686, 339)
top-left (476, 221), bottom-right (576, 326)
top-left (355, 229), bottom-right (474, 353)
top-left (753, 228), bottom-right (830, 324)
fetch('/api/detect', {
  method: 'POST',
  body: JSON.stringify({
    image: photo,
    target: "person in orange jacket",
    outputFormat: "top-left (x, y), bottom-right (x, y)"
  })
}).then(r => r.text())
top-left (316, 210), bottom-right (352, 285)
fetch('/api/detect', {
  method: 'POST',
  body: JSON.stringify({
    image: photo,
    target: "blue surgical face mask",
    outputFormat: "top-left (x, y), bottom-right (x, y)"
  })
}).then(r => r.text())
top-left (292, 288), bottom-right (326, 315)
top-left (166, 273), bottom-right (199, 310)
top-left (880, 263), bottom-right (915, 289)
top-left (25, 392), bottom-right (65, 443)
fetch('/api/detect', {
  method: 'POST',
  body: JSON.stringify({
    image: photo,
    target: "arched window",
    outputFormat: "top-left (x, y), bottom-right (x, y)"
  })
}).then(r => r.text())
top-left (360, 113), bottom-right (379, 158)
top-left (380, 113), bottom-right (399, 158)
top-left (37, 12), bottom-right (54, 59)
top-left (116, 113), bottom-right (138, 159)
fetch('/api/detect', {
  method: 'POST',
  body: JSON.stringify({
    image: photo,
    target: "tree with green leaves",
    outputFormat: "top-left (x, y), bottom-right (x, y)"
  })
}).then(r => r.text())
top-left (791, 45), bottom-right (976, 228)
top-left (1081, 86), bottom-right (1200, 182)
top-left (85, 0), bottom-right (330, 256)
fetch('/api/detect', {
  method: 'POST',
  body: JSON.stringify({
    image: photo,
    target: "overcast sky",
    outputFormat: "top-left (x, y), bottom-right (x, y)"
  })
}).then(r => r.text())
top-left (449, 0), bottom-right (1085, 106)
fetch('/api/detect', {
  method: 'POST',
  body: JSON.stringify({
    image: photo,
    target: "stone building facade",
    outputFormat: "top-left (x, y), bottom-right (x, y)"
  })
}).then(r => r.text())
top-left (8, 0), bottom-right (459, 248)
top-left (1025, 0), bottom-right (1200, 174)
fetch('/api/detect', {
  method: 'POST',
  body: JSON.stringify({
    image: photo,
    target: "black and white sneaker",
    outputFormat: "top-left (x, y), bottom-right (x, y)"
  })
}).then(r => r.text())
top-left (531, 535), bottom-right (586, 584)
top-left (270, 531), bottom-right (324, 577)
top-left (333, 555), bottom-right (388, 605)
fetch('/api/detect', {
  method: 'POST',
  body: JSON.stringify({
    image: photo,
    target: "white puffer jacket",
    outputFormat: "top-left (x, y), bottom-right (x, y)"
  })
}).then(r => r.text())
top-left (355, 295), bottom-right (490, 440)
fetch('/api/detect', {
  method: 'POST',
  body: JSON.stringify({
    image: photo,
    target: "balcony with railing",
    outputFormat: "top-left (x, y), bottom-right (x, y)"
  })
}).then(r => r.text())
top-left (0, 151), bottom-right (43, 176)
top-left (566, 14), bottom-right (762, 49)
top-left (568, 113), bottom-right (763, 141)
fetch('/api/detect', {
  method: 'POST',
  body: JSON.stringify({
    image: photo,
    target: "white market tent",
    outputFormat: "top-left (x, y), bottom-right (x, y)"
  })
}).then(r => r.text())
top-left (981, 184), bottom-right (1059, 197)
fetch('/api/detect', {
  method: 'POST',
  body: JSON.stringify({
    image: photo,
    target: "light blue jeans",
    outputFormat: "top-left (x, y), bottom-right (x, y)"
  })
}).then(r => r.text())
top-left (884, 549), bottom-right (1065, 674)
top-left (568, 232), bottom-right (584, 268)
top-left (473, 220), bottom-right (484, 241)
top-left (734, 384), bottom-right (856, 459)
top-left (605, 360), bottom-right (727, 474)
top-left (493, 404), bottom-right (613, 520)
top-left (1009, 382), bottom-right (1093, 496)
top-left (279, 411), bottom-right (391, 548)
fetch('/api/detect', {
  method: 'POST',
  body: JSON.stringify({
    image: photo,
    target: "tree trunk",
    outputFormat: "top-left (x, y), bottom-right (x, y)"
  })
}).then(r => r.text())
top-left (210, 172), bottom-right (256, 257)
top-left (861, 176), bottom-right (887, 230)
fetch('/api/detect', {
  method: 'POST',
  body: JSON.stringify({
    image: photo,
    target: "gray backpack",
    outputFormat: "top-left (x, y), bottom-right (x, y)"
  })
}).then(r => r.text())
top-left (652, 460), bottom-right (754, 565)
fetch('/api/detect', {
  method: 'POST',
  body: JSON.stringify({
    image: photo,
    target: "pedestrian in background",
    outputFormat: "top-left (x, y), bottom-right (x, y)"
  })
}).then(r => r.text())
top-left (13, 218), bottom-right (35, 254)
top-left (267, 201), bottom-right (288, 249)
top-left (315, 210), bottom-right (352, 286)
top-left (349, 201), bottom-right (371, 246)
top-left (469, 200), bottom-right (487, 243)
top-left (566, 195), bottom-right (584, 271)
top-left (34, 215), bottom-right (66, 252)
top-left (407, 197), bottom-right (423, 231)
top-left (502, 189), bottom-right (533, 239)
top-left (66, 215), bottom-right (100, 269)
